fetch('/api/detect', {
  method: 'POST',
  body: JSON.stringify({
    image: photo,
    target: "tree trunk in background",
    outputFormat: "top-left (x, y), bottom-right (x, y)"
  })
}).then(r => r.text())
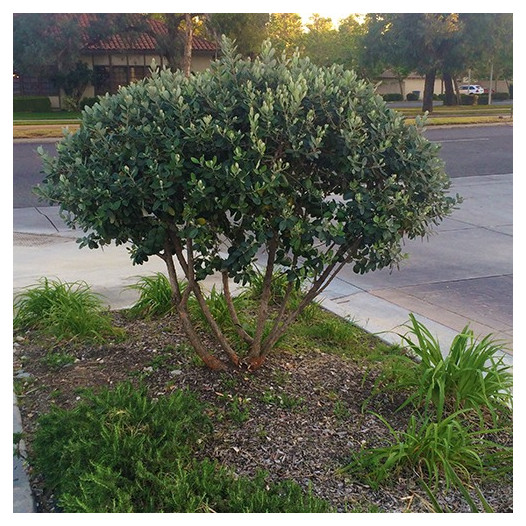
top-left (183, 13), bottom-right (193, 77)
top-left (443, 71), bottom-right (457, 105)
top-left (395, 71), bottom-right (406, 100)
top-left (422, 68), bottom-right (436, 112)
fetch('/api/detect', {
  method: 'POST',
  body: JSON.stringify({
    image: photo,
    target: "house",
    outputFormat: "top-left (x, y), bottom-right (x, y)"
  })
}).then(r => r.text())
top-left (14, 14), bottom-right (219, 109)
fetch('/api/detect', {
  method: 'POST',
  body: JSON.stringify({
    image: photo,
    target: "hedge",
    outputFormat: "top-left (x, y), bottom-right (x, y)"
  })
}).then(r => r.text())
top-left (14, 96), bottom-right (52, 113)
top-left (382, 93), bottom-right (404, 102)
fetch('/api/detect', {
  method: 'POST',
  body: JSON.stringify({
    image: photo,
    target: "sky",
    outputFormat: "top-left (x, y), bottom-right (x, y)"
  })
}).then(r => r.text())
top-left (11, 1), bottom-right (513, 20)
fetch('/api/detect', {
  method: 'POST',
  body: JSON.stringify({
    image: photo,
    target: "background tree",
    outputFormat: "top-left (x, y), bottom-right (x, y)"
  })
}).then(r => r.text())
top-left (206, 13), bottom-right (270, 57)
top-left (461, 14), bottom-right (513, 100)
top-left (359, 13), bottom-right (393, 81)
top-left (266, 13), bottom-right (304, 56)
top-left (363, 13), bottom-right (463, 112)
top-left (37, 39), bottom-right (459, 371)
top-left (299, 14), bottom-right (340, 66)
top-left (151, 13), bottom-right (204, 76)
top-left (152, 14), bottom-right (187, 71)
top-left (440, 14), bottom-right (499, 105)
top-left (14, 14), bottom-right (82, 77)
top-left (336, 15), bottom-right (369, 76)
top-left (14, 13), bottom-right (149, 105)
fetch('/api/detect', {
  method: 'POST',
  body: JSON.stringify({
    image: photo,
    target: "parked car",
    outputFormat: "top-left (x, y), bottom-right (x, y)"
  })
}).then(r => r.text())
top-left (459, 84), bottom-right (484, 95)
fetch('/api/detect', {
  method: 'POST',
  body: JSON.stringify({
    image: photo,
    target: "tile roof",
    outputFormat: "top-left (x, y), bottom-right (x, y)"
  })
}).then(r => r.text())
top-left (66, 14), bottom-right (218, 53)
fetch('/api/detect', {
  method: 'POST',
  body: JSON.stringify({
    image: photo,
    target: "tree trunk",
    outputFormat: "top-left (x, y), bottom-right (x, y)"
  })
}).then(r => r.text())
top-left (453, 77), bottom-right (461, 105)
top-left (183, 13), bottom-right (193, 77)
top-left (442, 71), bottom-right (457, 106)
top-left (488, 61), bottom-right (494, 105)
top-left (396, 74), bottom-right (405, 100)
top-left (422, 68), bottom-right (436, 113)
top-left (162, 244), bottom-right (227, 370)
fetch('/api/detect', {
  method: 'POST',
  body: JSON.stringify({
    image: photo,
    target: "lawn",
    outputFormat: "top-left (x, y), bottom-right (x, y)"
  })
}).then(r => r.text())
top-left (396, 103), bottom-right (513, 126)
top-left (13, 275), bottom-right (513, 513)
top-left (13, 111), bottom-right (81, 123)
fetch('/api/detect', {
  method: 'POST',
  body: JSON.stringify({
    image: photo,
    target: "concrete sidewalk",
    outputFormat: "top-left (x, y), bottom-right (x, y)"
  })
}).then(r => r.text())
top-left (12, 173), bottom-right (513, 512)
top-left (321, 173), bottom-right (513, 360)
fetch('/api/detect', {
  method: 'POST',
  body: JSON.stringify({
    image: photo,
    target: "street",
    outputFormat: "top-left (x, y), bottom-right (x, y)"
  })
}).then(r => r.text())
top-left (424, 125), bottom-right (512, 178)
top-left (13, 141), bottom-right (56, 208)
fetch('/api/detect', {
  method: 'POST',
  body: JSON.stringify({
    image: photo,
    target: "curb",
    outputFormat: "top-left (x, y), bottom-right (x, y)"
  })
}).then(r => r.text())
top-left (13, 392), bottom-right (36, 513)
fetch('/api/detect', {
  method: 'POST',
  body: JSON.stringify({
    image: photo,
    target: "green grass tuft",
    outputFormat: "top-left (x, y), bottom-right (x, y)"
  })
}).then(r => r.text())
top-left (126, 273), bottom-right (175, 318)
top-left (340, 409), bottom-right (512, 491)
top-left (13, 278), bottom-right (120, 342)
top-left (396, 314), bottom-right (513, 421)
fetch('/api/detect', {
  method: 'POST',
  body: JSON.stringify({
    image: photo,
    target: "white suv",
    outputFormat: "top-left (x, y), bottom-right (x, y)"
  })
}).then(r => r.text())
top-left (459, 84), bottom-right (484, 95)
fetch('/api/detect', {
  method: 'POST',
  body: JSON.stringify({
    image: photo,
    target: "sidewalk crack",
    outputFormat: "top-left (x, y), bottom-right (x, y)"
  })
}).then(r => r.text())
top-left (34, 207), bottom-right (59, 233)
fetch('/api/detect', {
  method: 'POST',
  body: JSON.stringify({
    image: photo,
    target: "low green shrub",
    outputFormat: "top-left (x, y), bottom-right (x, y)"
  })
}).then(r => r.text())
top-left (13, 278), bottom-right (119, 342)
top-left (79, 96), bottom-right (99, 109)
top-left (406, 92), bottom-right (419, 101)
top-left (340, 409), bottom-right (512, 491)
top-left (459, 94), bottom-right (485, 105)
top-left (13, 95), bottom-right (52, 112)
top-left (32, 382), bottom-right (331, 512)
top-left (382, 93), bottom-right (403, 102)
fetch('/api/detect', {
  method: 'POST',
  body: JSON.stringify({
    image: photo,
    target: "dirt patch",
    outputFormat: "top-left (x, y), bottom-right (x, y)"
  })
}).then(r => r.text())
top-left (13, 311), bottom-right (513, 513)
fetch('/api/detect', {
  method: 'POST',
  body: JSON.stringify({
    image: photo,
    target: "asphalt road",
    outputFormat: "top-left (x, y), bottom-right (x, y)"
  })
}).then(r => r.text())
top-left (13, 124), bottom-right (513, 208)
top-left (423, 124), bottom-right (513, 178)
top-left (13, 141), bottom-right (57, 208)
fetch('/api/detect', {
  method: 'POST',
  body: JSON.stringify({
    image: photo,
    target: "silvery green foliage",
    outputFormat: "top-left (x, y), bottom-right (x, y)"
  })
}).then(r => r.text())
top-left (38, 38), bottom-right (459, 287)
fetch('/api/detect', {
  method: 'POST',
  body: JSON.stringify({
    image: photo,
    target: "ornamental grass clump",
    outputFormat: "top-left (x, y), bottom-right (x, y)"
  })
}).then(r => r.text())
top-left (13, 277), bottom-right (118, 342)
top-left (397, 314), bottom-right (512, 421)
top-left (126, 272), bottom-right (175, 318)
top-left (340, 409), bottom-right (511, 493)
top-left (36, 38), bottom-right (459, 370)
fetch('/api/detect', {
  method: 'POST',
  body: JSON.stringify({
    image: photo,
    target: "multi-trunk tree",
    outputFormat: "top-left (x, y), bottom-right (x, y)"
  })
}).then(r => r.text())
top-left (37, 39), bottom-right (459, 371)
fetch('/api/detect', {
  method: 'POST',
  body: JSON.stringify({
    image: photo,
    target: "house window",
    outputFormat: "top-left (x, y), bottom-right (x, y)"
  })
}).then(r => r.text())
top-left (129, 66), bottom-right (146, 82)
top-left (94, 66), bottom-right (110, 96)
top-left (94, 65), bottom-right (148, 96)
top-left (111, 66), bottom-right (128, 92)
top-left (14, 71), bottom-right (59, 96)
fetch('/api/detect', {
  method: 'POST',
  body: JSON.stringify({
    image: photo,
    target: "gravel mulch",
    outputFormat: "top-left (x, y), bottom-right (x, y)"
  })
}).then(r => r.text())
top-left (13, 311), bottom-right (513, 513)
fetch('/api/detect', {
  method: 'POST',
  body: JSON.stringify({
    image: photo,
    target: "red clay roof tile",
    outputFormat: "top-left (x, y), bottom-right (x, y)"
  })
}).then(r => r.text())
top-left (57, 14), bottom-right (218, 53)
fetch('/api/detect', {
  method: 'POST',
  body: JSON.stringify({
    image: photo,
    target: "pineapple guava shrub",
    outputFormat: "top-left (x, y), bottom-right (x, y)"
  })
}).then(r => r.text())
top-left (37, 38), bottom-right (460, 370)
